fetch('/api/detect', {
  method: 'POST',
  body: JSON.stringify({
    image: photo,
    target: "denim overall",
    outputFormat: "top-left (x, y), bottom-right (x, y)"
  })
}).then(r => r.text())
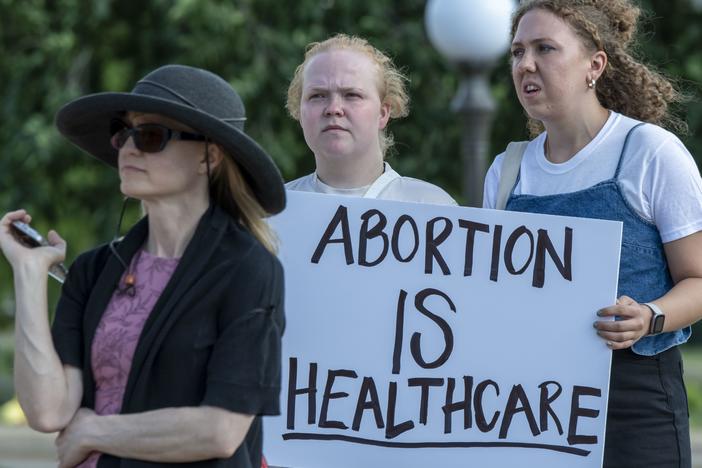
top-left (505, 124), bottom-right (691, 467)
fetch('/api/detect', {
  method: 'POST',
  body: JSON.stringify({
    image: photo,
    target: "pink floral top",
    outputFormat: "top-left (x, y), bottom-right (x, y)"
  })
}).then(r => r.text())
top-left (78, 248), bottom-right (179, 468)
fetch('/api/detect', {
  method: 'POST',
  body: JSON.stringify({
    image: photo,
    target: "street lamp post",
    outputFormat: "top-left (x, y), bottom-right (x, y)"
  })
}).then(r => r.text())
top-left (425, 0), bottom-right (515, 207)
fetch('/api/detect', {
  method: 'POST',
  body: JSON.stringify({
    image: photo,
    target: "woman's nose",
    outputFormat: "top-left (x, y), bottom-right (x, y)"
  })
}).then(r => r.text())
top-left (324, 94), bottom-right (344, 116)
top-left (119, 134), bottom-right (141, 156)
top-left (517, 50), bottom-right (537, 73)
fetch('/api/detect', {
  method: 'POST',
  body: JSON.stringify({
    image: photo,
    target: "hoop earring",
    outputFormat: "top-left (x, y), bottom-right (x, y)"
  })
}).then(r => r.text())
top-left (587, 78), bottom-right (596, 89)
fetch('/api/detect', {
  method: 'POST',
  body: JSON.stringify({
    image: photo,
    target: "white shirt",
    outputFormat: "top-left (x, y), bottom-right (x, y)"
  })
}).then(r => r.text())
top-left (286, 162), bottom-right (457, 206)
top-left (483, 112), bottom-right (702, 243)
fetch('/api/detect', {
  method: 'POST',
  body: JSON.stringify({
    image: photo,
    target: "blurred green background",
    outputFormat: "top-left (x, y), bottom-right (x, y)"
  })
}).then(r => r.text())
top-left (0, 0), bottom-right (700, 422)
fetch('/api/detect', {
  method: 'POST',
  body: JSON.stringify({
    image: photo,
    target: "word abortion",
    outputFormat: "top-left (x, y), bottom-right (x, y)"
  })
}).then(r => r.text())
top-left (312, 206), bottom-right (573, 288)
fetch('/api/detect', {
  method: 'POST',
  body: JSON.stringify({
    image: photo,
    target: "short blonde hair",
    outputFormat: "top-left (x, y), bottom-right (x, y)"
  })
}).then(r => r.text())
top-left (286, 34), bottom-right (410, 156)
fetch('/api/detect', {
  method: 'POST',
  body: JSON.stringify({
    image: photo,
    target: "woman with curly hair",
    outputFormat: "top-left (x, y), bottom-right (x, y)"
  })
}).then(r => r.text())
top-left (483, 1), bottom-right (702, 466)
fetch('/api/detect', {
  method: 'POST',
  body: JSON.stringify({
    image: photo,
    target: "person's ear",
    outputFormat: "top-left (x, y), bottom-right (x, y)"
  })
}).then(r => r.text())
top-left (378, 102), bottom-right (391, 130)
top-left (199, 143), bottom-right (225, 174)
top-left (588, 50), bottom-right (608, 83)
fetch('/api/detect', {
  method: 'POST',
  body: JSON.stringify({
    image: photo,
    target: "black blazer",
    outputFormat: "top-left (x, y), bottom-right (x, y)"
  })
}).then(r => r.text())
top-left (52, 205), bottom-right (285, 468)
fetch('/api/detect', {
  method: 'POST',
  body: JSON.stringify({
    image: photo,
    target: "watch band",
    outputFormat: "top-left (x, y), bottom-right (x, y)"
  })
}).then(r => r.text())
top-left (644, 302), bottom-right (665, 335)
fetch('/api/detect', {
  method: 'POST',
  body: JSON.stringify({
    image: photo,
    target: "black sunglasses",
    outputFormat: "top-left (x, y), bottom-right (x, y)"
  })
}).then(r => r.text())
top-left (110, 119), bottom-right (207, 153)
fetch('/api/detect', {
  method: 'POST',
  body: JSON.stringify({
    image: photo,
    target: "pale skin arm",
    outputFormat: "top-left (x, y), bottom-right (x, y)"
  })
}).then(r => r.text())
top-left (595, 231), bottom-right (702, 349)
top-left (4, 209), bottom-right (256, 467)
top-left (56, 407), bottom-right (254, 468)
top-left (0, 210), bottom-right (83, 432)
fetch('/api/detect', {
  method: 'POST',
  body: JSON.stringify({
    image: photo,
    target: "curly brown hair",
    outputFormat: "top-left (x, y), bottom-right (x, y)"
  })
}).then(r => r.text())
top-left (286, 34), bottom-right (409, 157)
top-left (512, 0), bottom-right (687, 137)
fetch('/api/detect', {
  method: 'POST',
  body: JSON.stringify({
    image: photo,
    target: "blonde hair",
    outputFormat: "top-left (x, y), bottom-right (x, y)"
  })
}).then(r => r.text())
top-left (210, 152), bottom-right (277, 254)
top-left (286, 33), bottom-right (410, 156)
top-left (512, 0), bottom-right (687, 137)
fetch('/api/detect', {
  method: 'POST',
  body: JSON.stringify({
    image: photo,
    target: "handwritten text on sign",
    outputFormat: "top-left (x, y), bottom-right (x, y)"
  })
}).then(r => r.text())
top-left (264, 192), bottom-right (621, 468)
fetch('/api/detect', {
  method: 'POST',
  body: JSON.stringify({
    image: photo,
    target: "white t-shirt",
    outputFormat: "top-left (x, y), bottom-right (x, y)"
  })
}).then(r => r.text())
top-left (483, 112), bottom-right (702, 243)
top-left (286, 162), bottom-right (457, 206)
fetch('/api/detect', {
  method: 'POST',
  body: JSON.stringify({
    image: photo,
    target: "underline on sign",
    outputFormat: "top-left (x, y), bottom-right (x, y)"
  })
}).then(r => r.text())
top-left (281, 433), bottom-right (591, 457)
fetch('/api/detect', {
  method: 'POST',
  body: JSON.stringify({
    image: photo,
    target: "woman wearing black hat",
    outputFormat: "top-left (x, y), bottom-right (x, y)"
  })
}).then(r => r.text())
top-left (0, 65), bottom-right (286, 468)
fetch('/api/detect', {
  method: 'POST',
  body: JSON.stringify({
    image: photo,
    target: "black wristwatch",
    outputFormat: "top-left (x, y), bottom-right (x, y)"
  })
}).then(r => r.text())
top-left (644, 302), bottom-right (665, 335)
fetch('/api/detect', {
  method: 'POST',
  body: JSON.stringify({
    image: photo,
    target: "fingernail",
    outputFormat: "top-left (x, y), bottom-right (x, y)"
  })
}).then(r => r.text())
top-left (606, 341), bottom-right (613, 347)
top-left (596, 310), bottom-right (603, 316)
top-left (593, 321), bottom-right (599, 328)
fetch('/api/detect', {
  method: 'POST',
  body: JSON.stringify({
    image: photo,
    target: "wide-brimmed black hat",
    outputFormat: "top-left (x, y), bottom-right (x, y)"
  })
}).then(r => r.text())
top-left (55, 64), bottom-right (285, 214)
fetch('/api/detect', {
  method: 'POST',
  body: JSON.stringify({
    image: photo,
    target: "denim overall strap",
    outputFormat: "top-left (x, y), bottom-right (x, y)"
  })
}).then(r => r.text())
top-left (505, 123), bottom-right (690, 355)
top-left (613, 123), bottom-right (644, 178)
top-left (613, 124), bottom-right (690, 355)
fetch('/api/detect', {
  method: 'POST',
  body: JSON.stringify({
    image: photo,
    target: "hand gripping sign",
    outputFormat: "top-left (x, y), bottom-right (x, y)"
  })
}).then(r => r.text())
top-left (264, 191), bottom-right (621, 468)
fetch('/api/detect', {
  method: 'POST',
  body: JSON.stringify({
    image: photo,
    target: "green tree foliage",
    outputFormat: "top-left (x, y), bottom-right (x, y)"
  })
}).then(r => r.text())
top-left (0, 0), bottom-right (700, 335)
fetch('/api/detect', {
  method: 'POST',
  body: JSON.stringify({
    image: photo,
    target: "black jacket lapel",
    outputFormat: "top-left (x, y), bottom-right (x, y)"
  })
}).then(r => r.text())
top-left (81, 217), bottom-right (148, 409)
top-left (120, 205), bottom-right (229, 411)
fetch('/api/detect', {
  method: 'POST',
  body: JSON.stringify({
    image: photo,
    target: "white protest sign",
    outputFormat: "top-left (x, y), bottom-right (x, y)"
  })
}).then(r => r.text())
top-left (264, 191), bottom-right (622, 468)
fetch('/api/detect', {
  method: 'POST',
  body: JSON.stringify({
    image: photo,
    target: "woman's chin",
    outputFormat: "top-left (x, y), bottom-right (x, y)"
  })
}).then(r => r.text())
top-left (521, 105), bottom-right (546, 122)
top-left (120, 183), bottom-right (150, 200)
